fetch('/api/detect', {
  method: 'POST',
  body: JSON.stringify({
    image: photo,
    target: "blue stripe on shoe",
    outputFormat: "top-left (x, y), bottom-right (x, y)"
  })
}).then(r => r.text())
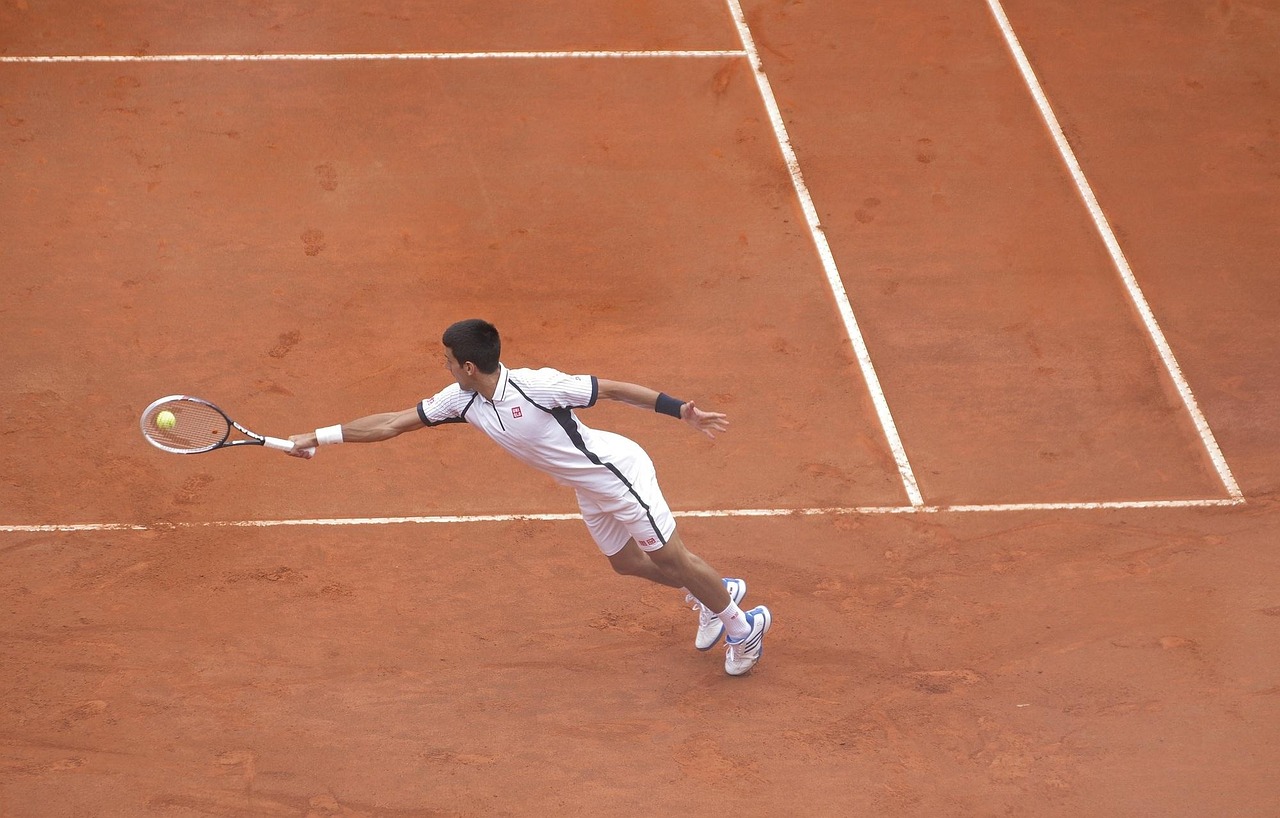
top-left (728, 606), bottom-right (770, 648)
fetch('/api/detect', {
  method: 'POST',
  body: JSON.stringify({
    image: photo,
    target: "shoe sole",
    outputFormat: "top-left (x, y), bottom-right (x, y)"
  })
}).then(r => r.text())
top-left (695, 578), bottom-right (748, 652)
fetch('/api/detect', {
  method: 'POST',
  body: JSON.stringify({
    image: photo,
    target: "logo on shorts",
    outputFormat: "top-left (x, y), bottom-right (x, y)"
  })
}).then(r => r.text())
top-left (511, 407), bottom-right (523, 418)
top-left (641, 537), bottom-right (658, 547)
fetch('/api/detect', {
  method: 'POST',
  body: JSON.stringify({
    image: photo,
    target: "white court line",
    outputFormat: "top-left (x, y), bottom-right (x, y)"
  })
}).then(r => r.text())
top-left (0, 50), bottom-right (745, 64)
top-left (724, 0), bottom-right (925, 508)
top-left (0, 498), bottom-right (1243, 533)
top-left (985, 0), bottom-right (1243, 502)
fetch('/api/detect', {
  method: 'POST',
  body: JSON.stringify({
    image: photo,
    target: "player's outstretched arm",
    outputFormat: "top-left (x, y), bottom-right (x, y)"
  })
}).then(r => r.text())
top-left (286, 406), bottom-right (425, 457)
top-left (596, 379), bottom-right (729, 439)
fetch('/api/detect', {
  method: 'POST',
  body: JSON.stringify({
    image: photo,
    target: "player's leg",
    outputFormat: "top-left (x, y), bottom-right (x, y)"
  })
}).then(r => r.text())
top-left (644, 531), bottom-right (729, 611)
top-left (605, 534), bottom-right (749, 651)
top-left (594, 454), bottom-right (732, 612)
top-left (582, 474), bottom-right (732, 613)
top-left (626, 462), bottom-right (769, 666)
top-left (645, 532), bottom-right (768, 673)
top-left (580, 493), bottom-right (671, 584)
top-left (582, 459), bottom-right (772, 673)
top-left (605, 538), bottom-right (682, 588)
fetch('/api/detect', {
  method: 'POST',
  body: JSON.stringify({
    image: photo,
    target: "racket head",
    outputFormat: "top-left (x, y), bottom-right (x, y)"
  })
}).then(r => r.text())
top-left (140, 395), bottom-right (233, 454)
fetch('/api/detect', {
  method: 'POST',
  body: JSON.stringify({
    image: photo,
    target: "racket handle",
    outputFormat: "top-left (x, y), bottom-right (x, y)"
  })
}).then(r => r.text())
top-left (263, 436), bottom-right (295, 451)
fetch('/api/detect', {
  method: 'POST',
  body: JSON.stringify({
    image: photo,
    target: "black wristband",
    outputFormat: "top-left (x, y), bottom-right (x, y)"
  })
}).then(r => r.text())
top-left (655, 393), bottom-right (685, 418)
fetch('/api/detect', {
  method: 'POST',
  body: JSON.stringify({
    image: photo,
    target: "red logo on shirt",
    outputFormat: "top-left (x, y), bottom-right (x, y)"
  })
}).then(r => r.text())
top-left (511, 407), bottom-right (523, 418)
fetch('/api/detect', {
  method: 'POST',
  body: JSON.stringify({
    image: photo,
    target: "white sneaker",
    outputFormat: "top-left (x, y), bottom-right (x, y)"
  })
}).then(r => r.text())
top-left (724, 605), bottom-right (771, 676)
top-left (687, 578), bottom-right (747, 651)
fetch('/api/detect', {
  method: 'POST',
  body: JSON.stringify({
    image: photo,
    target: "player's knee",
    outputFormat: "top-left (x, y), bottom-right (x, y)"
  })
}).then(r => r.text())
top-left (607, 546), bottom-right (649, 577)
top-left (647, 540), bottom-right (690, 572)
top-left (609, 558), bottom-right (639, 577)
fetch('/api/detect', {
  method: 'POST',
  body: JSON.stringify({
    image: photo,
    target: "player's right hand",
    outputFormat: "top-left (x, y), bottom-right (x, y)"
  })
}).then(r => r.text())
top-left (287, 434), bottom-right (318, 459)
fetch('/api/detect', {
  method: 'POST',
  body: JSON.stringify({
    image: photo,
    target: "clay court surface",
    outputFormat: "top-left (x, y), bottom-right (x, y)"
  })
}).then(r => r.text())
top-left (2, 1), bottom-right (1279, 815)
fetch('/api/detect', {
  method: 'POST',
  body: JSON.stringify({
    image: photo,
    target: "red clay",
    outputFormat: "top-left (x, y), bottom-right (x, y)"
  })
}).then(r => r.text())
top-left (2, 2), bottom-right (1278, 816)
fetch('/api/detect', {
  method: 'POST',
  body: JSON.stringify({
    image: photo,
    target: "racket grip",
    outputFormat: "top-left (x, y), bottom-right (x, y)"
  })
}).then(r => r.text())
top-left (263, 436), bottom-right (295, 451)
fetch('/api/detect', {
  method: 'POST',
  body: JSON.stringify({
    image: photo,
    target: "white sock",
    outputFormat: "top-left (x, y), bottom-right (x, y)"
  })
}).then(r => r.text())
top-left (718, 601), bottom-right (751, 640)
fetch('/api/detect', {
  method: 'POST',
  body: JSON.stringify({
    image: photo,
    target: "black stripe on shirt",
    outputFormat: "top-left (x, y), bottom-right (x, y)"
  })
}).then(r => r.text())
top-left (545, 407), bottom-right (667, 545)
top-left (506, 380), bottom-right (660, 542)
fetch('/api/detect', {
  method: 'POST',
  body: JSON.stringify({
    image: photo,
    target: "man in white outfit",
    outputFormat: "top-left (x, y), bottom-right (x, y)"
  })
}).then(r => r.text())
top-left (288, 319), bottom-right (772, 676)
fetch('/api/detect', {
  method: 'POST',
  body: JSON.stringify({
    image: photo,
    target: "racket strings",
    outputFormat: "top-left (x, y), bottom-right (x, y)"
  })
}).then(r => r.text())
top-left (143, 401), bottom-right (229, 452)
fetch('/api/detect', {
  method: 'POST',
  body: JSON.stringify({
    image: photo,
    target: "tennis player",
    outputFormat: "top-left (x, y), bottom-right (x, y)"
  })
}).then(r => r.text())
top-left (286, 319), bottom-right (772, 676)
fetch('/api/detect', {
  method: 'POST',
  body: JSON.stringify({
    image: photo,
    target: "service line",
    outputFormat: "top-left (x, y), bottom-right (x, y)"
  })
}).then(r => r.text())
top-left (0, 50), bottom-right (745, 64)
top-left (984, 0), bottom-right (1243, 501)
top-left (0, 498), bottom-right (1244, 533)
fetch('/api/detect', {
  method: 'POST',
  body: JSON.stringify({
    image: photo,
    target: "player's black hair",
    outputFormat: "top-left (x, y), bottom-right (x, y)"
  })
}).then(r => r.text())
top-left (442, 319), bottom-right (501, 373)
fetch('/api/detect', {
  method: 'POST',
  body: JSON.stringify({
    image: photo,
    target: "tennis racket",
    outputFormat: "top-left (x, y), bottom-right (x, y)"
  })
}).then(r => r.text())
top-left (140, 395), bottom-right (309, 456)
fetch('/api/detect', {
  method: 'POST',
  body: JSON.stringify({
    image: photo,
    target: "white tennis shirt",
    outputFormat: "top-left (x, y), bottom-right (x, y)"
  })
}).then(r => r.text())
top-left (416, 364), bottom-right (649, 497)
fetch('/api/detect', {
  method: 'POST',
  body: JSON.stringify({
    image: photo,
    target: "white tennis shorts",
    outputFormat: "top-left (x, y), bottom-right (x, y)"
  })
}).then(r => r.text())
top-left (575, 446), bottom-right (677, 557)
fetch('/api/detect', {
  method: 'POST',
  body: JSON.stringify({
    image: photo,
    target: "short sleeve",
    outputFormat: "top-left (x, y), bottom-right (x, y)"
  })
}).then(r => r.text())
top-left (515, 368), bottom-right (598, 410)
top-left (416, 384), bottom-right (474, 426)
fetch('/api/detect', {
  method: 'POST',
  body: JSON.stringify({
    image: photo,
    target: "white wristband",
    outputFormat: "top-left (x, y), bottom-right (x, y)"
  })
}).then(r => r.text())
top-left (315, 424), bottom-right (344, 446)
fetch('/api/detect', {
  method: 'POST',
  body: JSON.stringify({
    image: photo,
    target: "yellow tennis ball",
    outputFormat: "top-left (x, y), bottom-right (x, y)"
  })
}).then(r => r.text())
top-left (156, 410), bottom-right (177, 430)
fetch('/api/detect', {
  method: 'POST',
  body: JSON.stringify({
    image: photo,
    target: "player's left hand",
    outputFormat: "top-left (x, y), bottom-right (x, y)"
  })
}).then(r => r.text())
top-left (681, 400), bottom-right (729, 439)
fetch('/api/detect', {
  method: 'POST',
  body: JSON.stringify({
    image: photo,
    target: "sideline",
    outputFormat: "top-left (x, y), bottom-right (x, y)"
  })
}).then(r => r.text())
top-left (984, 0), bottom-right (1243, 501)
